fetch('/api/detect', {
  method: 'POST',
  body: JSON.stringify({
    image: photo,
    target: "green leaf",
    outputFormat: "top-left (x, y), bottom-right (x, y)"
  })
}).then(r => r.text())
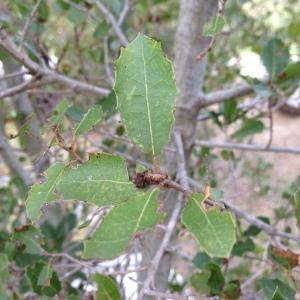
top-left (277, 61), bottom-right (300, 82)
top-left (243, 216), bottom-right (270, 236)
top-left (84, 189), bottom-right (161, 259)
top-left (58, 153), bottom-right (136, 206)
top-left (288, 21), bottom-right (300, 40)
top-left (66, 106), bottom-right (85, 122)
top-left (203, 16), bottom-right (226, 37)
top-left (191, 271), bottom-right (211, 295)
top-left (231, 238), bottom-right (255, 256)
top-left (74, 105), bottom-right (103, 136)
top-left (0, 253), bottom-right (9, 278)
top-left (191, 262), bottom-right (225, 296)
top-left (114, 34), bottom-right (177, 157)
top-left (37, 1), bottom-right (49, 23)
top-left (94, 22), bottom-right (110, 40)
top-left (47, 99), bottom-right (69, 128)
top-left (0, 254), bottom-right (9, 300)
top-left (231, 119), bottom-right (264, 140)
top-left (260, 278), bottom-right (295, 300)
top-left (181, 194), bottom-right (236, 258)
top-left (26, 262), bottom-right (61, 296)
top-left (262, 39), bottom-right (290, 80)
top-left (25, 164), bottom-right (66, 222)
top-left (13, 226), bottom-right (43, 255)
top-left (223, 100), bottom-right (238, 123)
top-left (37, 264), bottom-right (53, 286)
top-left (294, 187), bottom-right (300, 231)
top-left (223, 281), bottom-right (241, 299)
top-left (192, 252), bottom-right (224, 269)
top-left (97, 91), bottom-right (117, 118)
top-left (93, 274), bottom-right (121, 300)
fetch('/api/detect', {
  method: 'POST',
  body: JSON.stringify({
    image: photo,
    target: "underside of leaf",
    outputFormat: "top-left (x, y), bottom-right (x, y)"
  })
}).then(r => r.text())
top-left (181, 194), bottom-right (236, 258)
top-left (83, 189), bottom-right (161, 259)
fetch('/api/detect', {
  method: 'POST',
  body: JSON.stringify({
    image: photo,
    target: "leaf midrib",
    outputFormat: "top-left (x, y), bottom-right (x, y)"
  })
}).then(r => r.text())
top-left (191, 197), bottom-right (226, 253)
top-left (141, 38), bottom-right (155, 157)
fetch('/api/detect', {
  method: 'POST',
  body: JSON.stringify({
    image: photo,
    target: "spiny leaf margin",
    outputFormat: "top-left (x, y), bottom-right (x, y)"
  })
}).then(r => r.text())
top-left (114, 34), bottom-right (177, 157)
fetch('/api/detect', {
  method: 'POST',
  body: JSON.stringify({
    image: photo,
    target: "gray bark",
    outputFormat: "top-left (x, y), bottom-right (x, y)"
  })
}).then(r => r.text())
top-left (0, 126), bottom-right (33, 186)
top-left (2, 58), bottom-right (49, 173)
top-left (141, 0), bottom-right (217, 297)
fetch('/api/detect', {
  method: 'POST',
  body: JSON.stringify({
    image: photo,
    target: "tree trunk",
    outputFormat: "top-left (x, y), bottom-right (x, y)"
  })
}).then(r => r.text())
top-left (141, 0), bottom-right (217, 297)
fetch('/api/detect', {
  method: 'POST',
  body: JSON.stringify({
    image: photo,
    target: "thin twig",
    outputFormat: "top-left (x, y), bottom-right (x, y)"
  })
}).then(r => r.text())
top-left (0, 77), bottom-right (38, 99)
top-left (52, 125), bottom-right (84, 163)
top-left (19, 0), bottom-right (43, 50)
top-left (144, 289), bottom-right (188, 299)
top-left (194, 140), bottom-right (300, 155)
top-left (93, 0), bottom-right (129, 46)
top-left (74, 25), bottom-right (90, 82)
top-left (0, 70), bottom-right (28, 81)
top-left (118, 0), bottom-right (131, 25)
top-left (196, 0), bottom-right (227, 60)
top-left (265, 98), bottom-right (273, 149)
top-left (0, 30), bottom-right (110, 97)
top-left (103, 37), bottom-right (114, 85)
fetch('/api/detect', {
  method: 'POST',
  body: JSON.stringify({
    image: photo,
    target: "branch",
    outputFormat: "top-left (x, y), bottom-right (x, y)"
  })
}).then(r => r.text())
top-left (139, 132), bottom-right (188, 297)
top-left (0, 30), bottom-right (110, 97)
top-left (0, 129), bottom-right (33, 186)
top-left (144, 289), bottom-right (188, 299)
top-left (103, 37), bottom-right (114, 85)
top-left (94, 0), bottom-right (129, 46)
top-left (0, 70), bottom-right (28, 81)
top-left (194, 140), bottom-right (300, 155)
top-left (222, 199), bottom-right (300, 243)
top-left (203, 83), bottom-right (254, 107)
top-left (19, 0), bottom-right (43, 50)
top-left (118, 0), bottom-right (131, 25)
top-left (0, 77), bottom-right (38, 99)
top-left (188, 178), bottom-right (300, 244)
top-left (92, 135), bottom-right (300, 244)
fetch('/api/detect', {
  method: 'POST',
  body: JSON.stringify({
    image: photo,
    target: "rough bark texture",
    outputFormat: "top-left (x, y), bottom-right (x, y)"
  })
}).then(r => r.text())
top-left (141, 0), bottom-right (217, 297)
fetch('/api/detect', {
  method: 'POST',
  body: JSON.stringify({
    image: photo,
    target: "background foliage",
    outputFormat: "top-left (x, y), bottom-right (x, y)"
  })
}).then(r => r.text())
top-left (0, 0), bottom-right (300, 299)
